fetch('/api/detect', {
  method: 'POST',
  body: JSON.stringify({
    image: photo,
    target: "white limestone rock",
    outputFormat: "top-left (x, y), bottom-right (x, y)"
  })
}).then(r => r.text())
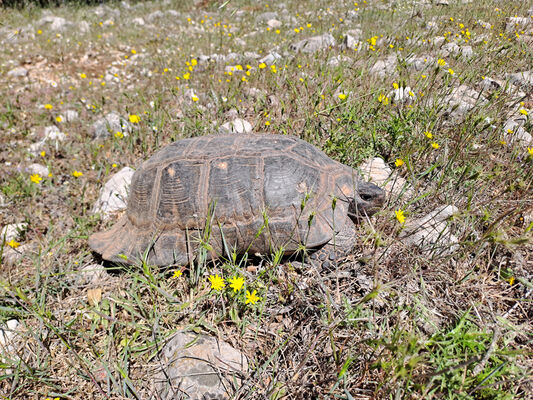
top-left (92, 167), bottom-right (135, 218)
top-left (1, 223), bottom-right (27, 243)
top-left (399, 205), bottom-right (459, 255)
top-left (359, 157), bottom-right (411, 199)
top-left (153, 332), bottom-right (248, 400)
top-left (290, 33), bottom-right (336, 53)
top-left (219, 118), bottom-right (253, 134)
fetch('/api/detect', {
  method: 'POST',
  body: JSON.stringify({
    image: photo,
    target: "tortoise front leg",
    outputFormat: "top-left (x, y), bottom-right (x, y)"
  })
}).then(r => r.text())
top-left (309, 220), bottom-right (356, 268)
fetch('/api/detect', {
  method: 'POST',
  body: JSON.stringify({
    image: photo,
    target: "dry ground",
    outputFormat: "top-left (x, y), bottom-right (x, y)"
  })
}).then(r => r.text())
top-left (0, 0), bottom-right (532, 399)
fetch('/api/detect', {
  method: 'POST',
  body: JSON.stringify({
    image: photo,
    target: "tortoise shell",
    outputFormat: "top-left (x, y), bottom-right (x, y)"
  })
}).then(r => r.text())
top-left (89, 134), bottom-right (377, 266)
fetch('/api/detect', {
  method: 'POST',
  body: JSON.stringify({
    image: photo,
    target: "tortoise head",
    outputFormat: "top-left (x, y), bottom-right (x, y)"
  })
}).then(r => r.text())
top-left (348, 181), bottom-right (386, 219)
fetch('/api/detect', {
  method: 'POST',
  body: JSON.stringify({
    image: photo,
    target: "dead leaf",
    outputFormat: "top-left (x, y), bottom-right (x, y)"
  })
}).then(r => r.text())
top-left (87, 288), bottom-right (102, 306)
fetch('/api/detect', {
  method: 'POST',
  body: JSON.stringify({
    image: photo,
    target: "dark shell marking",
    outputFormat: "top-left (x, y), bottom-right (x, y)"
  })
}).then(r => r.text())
top-left (89, 134), bottom-right (385, 266)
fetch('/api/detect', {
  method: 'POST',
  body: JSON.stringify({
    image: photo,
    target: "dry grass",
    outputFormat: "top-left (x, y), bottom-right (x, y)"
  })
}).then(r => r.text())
top-left (0, 0), bottom-right (532, 399)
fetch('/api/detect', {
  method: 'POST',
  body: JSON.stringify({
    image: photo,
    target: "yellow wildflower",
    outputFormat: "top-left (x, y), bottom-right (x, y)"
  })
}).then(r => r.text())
top-left (129, 114), bottom-right (140, 124)
top-left (259, 62), bottom-right (266, 69)
top-left (424, 131), bottom-right (433, 139)
top-left (395, 159), bottom-right (404, 167)
top-left (30, 174), bottom-right (42, 184)
top-left (173, 270), bottom-right (183, 278)
top-left (519, 109), bottom-right (528, 116)
top-left (437, 58), bottom-right (446, 66)
top-left (528, 147), bottom-right (533, 156)
top-left (40, 151), bottom-right (46, 157)
top-left (72, 170), bottom-right (83, 178)
top-left (448, 68), bottom-right (455, 75)
top-left (431, 142), bottom-right (439, 149)
top-left (44, 104), bottom-right (53, 110)
top-left (395, 209), bottom-right (406, 224)
top-left (6, 240), bottom-right (20, 248)
top-left (208, 274), bottom-right (225, 291)
top-left (56, 116), bottom-right (62, 123)
top-left (228, 276), bottom-right (245, 292)
top-left (338, 93), bottom-right (347, 100)
top-left (192, 95), bottom-right (199, 102)
top-left (245, 290), bottom-right (261, 305)
top-left (378, 94), bottom-right (389, 105)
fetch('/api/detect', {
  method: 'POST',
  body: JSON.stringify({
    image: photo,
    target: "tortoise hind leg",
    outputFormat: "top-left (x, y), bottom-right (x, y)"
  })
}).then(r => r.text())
top-left (309, 221), bottom-right (357, 268)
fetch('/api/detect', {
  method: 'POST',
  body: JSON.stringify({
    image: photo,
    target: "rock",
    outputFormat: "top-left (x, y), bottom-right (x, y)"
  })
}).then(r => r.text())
top-left (256, 12), bottom-right (278, 23)
top-left (369, 55), bottom-right (397, 77)
top-left (441, 42), bottom-right (461, 57)
top-left (504, 118), bottom-right (533, 146)
top-left (441, 85), bottom-right (486, 121)
top-left (461, 45), bottom-right (473, 58)
top-left (28, 141), bottom-right (45, 156)
top-left (94, 5), bottom-right (120, 19)
top-left (341, 33), bottom-right (361, 50)
top-left (435, 0), bottom-right (449, 5)
top-left (479, 77), bottom-right (504, 93)
top-left (78, 21), bottom-right (90, 33)
top-left (64, 110), bottom-right (79, 122)
top-left (7, 67), bottom-right (28, 78)
top-left (146, 10), bottom-right (164, 22)
top-left (132, 17), bottom-right (145, 26)
top-left (432, 36), bottom-right (445, 47)
top-left (507, 71), bottom-right (533, 93)
top-left (153, 331), bottom-right (248, 400)
top-left (27, 163), bottom-right (49, 176)
top-left (267, 94), bottom-right (280, 108)
top-left (0, 319), bottom-right (19, 347)
top-left (290, 33), bottom-right (336, 53)
top-left (328, 55), bottom-right (352, 67)
top-left (1, 223), bottom-right (27, 242)
top-left (440, 42), bottom-right (472, 59)
top-left (267, 19), bottom-right (282, 28)
top-left (406, 55), bottom-right (434, 71)
top-left (77, 264), bottom-right (109, 285)
top-left (476, 20), bottom-right (492, 29)
top-left (0, 193), bottom-right (7, 208)
top-left (0, 319), bottom-right (20, 376)
top-left (92, 167), bottom-right (135, 218)
top-left (359, 157), bottom-right (411, 199)
top-left (91, 112), bottom-right (132, 139)
top-left (167, 10), bottom-right (180, 17)
top-left (38, 15), bottom-right (72, 32)
top-left (243, 87), bottom-right (266, 99)
top-left (259, 51), bottom-right (282, 66)
top-left (2, 243), bottom-right (35, 266)
top-left (506, 17), bottom-right (531, 33)
top-left (219, 118), bottom-right (253, 134)
top-left (399, 205), bottom-right (459, 255)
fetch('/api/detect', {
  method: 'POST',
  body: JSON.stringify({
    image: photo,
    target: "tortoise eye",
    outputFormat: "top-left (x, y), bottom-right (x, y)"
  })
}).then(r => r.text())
top-left (360, 193), bottom-right (374, 201)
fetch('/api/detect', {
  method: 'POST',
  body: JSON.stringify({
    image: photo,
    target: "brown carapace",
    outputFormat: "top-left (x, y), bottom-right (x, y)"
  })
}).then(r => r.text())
top-left (89, 134), bottom-right (385, 266)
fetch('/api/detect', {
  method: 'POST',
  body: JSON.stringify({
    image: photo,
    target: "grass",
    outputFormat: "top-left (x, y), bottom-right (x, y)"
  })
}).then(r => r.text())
top-left (0, 0), bottom-right (532, 398)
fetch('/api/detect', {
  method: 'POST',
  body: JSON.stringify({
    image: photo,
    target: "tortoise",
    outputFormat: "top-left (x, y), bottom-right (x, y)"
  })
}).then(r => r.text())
top-left (89, 134), bottom-right (385, 267)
